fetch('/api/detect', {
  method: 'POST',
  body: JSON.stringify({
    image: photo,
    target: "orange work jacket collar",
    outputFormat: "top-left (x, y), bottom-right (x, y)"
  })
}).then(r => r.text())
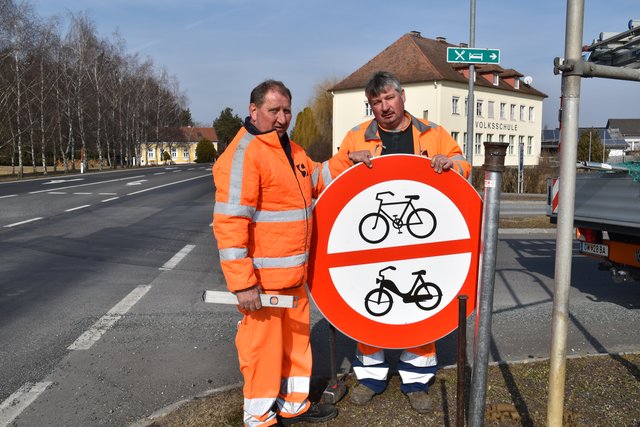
top-left (363, 112), bottom-right (433, 142)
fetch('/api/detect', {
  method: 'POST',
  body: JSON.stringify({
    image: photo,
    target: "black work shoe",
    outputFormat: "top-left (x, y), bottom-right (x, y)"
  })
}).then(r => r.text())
top-left (277, 402), bottom-right (338, 425)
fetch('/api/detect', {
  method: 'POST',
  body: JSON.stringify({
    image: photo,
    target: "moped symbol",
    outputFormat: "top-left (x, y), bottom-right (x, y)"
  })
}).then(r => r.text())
top-left (358, 191), bottom-right (436, 244)
top-left (364, 266), bottom-right (443, 317)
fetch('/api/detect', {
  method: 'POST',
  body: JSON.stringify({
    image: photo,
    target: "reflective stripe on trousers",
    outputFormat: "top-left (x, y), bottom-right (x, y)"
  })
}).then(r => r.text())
top-left (354, 342), bottom-right (437, 394)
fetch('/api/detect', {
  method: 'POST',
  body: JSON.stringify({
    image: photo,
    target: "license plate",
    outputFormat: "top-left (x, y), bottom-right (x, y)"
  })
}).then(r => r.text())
top-left (579, 241), bottom-right (609, 257)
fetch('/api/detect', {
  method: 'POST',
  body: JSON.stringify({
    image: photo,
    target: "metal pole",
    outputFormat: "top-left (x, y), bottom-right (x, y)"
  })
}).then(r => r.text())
top-left (468, 141), bottom-right (509, 427)
top-left (322, 324), bottom-right (347, 404)
top-left (547, 1), bottom-right (584, 425)
top-left (456, 295), bottom-right (468, 427)
top-left (465, 0), bottom-right (477, 183)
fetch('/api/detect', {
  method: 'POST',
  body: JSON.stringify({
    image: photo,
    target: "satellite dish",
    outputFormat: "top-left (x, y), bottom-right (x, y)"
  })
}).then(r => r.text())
top-left (523, 76), bottom-right (533, 85)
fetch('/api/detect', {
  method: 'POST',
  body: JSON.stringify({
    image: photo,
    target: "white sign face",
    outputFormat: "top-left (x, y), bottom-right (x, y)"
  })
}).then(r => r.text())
top-left (327, 180), bottom-right (470, 253)
top-left (329, 253), bottom-right (471, 324)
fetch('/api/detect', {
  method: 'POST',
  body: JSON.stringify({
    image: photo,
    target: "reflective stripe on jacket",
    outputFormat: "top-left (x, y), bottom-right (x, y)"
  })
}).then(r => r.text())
top-left (328, 112), bottom-right (471, 179)
top-left (213, 127), bottom-right (324, 292)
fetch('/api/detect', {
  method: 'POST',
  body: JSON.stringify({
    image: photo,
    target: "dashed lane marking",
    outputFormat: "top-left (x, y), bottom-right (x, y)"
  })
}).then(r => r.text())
top-left (67, 285), bottom-right (151, 350)
top-left (65, 205), bottom-right (90, 212)
top-left (29, 175), bottom-right (145, 194)
top-left (101, 197), bottom-right (120, 203)
top-left (4, 217), bottom-right (43, 228)
top-left (127, 174), bottom-right (209, 196)
top-left (0, 381), bottom-right (52, 426)
top-left (160, 244), bottom-right (196, 270)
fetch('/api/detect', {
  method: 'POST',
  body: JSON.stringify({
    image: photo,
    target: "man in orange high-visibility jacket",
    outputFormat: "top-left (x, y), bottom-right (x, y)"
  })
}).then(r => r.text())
top-left (328, 71), bottom-right (470, 414)
top-left (213, 80), bottom-right (368, 427)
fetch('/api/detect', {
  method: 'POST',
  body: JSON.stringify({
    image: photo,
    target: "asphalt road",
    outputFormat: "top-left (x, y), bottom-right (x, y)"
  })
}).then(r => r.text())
top-left (0, 166), bottom-right (638, 426)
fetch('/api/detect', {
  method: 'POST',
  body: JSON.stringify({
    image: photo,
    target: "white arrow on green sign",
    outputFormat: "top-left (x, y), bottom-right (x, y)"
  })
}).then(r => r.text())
top-left (446, 47), bottom-right (500, 64)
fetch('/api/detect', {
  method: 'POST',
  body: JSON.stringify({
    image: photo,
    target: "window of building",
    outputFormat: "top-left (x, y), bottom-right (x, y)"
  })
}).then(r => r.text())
top-left (527, 136), bottom-right (533, 155)
top-left (487, 101), bottom-right (495, 119)
top-left (463, 132), bottom-right (468, 154)
top-left (147, 149), bottom-right (155, 159)
top-left (423, 110), bottom-right (429, 121)
top-left (508, 135), bottom-right (515, 155)
top-left (519, 136), bottom-right (525, 157)
top-left (171, 148), bottom-right (177, 159)
top-left (510, 104), bottom-right (516, 121)
top-left (475, 133), bottom-right (482, 155)
top-left (515, 79), bottom-right (520, 89)
top-left (493, 73), bottom-right (499, 85)
top-left (520, 105), bottom-right (526, 121)
top-left (499, 134), bottom-right (505, 143)
top-left (183, 147), bottom-right (189, 159)
top-left (476, 100), bottom-right (483, 117)
top-left (529, 106), bottom-right (535, 122)
top-left (365, 102), bottom-right (372, 116)
top-left (487, 133), bottom-right (493, 142)
top-left (464, 98), bottom-right (468, 116)
top-left (451, 131), bottom-right (459, 145)
top-left (500, 103), bottom-right (506, 120)
top-left (452, 96), bottom-right (460, 115)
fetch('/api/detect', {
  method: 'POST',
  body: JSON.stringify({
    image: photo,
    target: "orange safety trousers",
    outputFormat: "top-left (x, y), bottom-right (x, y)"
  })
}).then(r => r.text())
top-left (236, 285), bottom-right (311, 427)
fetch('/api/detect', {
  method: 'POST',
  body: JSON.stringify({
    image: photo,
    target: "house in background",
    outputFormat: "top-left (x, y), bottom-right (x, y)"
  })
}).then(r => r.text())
top-left (140, 127), bottom-right (218, 165)
top-left (541, 127), bottom-right (629, 161)
top-left (330, 31), bottom-right (547, 167)
top-left (606, 119), bottom-right (640, 154)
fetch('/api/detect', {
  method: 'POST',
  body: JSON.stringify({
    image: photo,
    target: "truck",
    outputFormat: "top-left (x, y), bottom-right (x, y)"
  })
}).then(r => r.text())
top-left (547, 161), bottom-right (640, 283)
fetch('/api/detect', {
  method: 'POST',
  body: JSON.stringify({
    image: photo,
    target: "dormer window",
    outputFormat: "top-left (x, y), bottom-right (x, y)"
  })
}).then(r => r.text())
top-left (515, 79), bottom-right (520, 89)
top-left (493, 73), bottom-right (499, 85)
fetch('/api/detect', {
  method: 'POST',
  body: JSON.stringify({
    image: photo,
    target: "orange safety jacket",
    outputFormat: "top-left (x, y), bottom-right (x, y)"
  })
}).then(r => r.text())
top-left (327, 112), bottom-right (470, 179)
top-left (213, 127), bottom-right (324, 293)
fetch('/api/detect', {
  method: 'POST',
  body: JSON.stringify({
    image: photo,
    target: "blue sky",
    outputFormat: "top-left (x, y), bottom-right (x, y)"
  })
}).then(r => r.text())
top-left (31, 0), bottom-right (638, 130)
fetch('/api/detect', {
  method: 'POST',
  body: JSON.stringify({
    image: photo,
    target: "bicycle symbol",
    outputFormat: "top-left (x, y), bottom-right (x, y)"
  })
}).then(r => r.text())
top-left (364, 266), bottom-right (443, 317)
top-left (358, 191), bottom-right (437, 244)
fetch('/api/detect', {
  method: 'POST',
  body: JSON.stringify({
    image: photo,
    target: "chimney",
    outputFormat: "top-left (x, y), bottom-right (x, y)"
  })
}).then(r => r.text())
top-left (409, 30), bottom-right (421, 37)
top-left (459, 42), bottom-right (468, 48)
top-left (436, 36), bottom-right (447, 43)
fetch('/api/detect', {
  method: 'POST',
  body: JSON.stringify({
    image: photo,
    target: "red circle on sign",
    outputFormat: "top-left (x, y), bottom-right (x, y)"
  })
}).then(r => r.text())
top-left (308, 155), bottom-right (482, 349)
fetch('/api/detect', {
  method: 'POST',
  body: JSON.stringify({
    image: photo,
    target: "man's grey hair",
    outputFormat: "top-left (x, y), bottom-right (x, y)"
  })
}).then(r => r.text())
top-left (365, 71), bottom-right (403, 98)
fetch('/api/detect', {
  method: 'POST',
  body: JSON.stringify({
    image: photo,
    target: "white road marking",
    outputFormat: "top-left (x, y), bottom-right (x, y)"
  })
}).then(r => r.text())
top-left (4, 217), bottom-right (43, 228)
top-left (98, 193), bottom-right (117, 195)
top-left (127, 174), bottom-right (209, 196)
top-left (67, 285), bottom-right (151, 350)
top-left (73, 192), bottom-right (92, 195)
top-left (160, 244), bottom-right (196, 270)
top-left (0, 381), bottom-right (52, 426)
top-left (30, 175), bottom-right (145, 194)
top-left (65, 205), bottom-right (90, 212)
top-left (43, 178), bottom-right (83, 185)
top-left (47, 192), bottom-right (66, 195)
top-left (154, 172), bottom-right (166, 175)
top-left (101, 197), bottom-right (119, 203)
top-left (126, 180), bottom-right (148, 186)
top-left (0, 194), bottom-right (17, 199)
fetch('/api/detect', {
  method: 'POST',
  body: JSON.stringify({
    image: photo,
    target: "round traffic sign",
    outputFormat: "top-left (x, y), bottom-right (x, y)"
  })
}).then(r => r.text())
top-left (308, 154), bottom-right (482, 349)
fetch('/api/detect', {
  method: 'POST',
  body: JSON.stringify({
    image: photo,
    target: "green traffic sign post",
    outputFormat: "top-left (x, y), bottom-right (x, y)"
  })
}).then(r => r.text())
top-left (447, 47), bottom-right (500, 64)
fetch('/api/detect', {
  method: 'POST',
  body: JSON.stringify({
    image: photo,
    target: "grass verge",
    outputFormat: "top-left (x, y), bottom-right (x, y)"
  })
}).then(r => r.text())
top-left (148, 353), bottom-right (640, 426)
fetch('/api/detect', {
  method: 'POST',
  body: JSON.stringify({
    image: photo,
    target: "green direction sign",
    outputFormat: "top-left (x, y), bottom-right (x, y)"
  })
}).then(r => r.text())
top-left (447, 47), bottom-right (500, 64)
